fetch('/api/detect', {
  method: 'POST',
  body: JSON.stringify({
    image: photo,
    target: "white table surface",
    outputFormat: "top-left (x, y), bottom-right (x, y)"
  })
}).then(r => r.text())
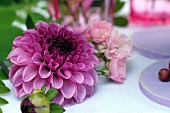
top-left (1, 24), bottom-right (170, 113)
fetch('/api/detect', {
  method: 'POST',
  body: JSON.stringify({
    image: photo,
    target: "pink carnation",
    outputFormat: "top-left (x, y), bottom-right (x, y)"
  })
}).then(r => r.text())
top-left (89, 20), bottom-right (113, 43)
top-left (108, 59), bottom-right (126, 83)
top-left (7, 22), bottom-right (99, 106)
top-left (101, 30), bottom-right (133, 60)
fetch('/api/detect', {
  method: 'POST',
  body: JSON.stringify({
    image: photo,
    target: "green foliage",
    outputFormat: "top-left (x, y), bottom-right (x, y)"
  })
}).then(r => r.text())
top-left (0, 69), bottom-right (8, 80)
top-left (0, 85), bottom-right (10, 94)
top-left (50, 103), bottom-right (65, 113)
top-left (114, 0), bottom-right (125, 13)
top-left (0, 80), bottom-right (5, 86)
top-left (41, 85), bottom-right (47, 94)
top-left (45, 88), bottom-right (58, 102)
top-left (0, 108), bottom-right (2, 113)
top-left (26, 14), bottom-right (35, 29)
top-left (0, 97), bottom-right (8, 105)
top-left (114, 16), bottom-right (128, 27)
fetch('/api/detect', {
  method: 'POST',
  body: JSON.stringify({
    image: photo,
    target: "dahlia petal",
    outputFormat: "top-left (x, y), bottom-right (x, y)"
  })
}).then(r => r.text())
top-left (14, 85), bottom-right (26, 97)
top-left (48, 59), bottom-right (59, 70)
top-left (36, 22), bottom-right (49, 35)
top-left (72, 55), bottom-right (79, 63)
top-left (87, 69), bottom-right (98, 84)
top-left (14, 76), bottom-right (23, 87)
top-left (57, 69), bottom-right (71, 79)
top-left (61, 80), bottom-right (75, 99)
top-left (52, 75), bottom-right (63, 89)
top-left (13, 67), bottom-right (25, 87)
top-left (18, 88), bottom-right (26, 98)
top-left (22, 43), bottom-right (34, 54)
top-left (7, 47), bottom-right (25, 59)
top-left (33, 43), bottom-right (42, 53)
top-left (33, 77), bottom-right (47, 89)
top-left (52, 91), bottom-right (64, 105)
top-left (84, 60), bottom-right (94, 70)
top-left (22, 80), bottom-right (34, 94)
top-left (23, 64), bottom-right (38, 82)
top-left (39, 64), bottom-right (51, 78)
top-left (72, 72), bottom-right (84, 84)
top-left (84, 84), bottom-right (94, 98)
top-left (76, 63), bottom-right (85, 70)
top-left (64, 70), bottom-right (72, 79)
top-left (61, 98), bottom-right (75, 107)
top-left (9, 65), bottom-right (20, 83)
top-left (13, 36), bottom-right (22, 46)
top-left (17, 52), bottom-right (32, 64)
top-left (89, 54), bottom-right (99, 65)
top-left (49, 22), bottom-right (61, 35)
top-left (32, 52), bottom-right (43, 64)
top-left (74, 84), bottom-right (86, 103)
top-left (62, 62), bottom-right (73, 69)
top-left (82, 72), bottom-right (94, 86)
top-left (24, 29), bottom-right (39, 42)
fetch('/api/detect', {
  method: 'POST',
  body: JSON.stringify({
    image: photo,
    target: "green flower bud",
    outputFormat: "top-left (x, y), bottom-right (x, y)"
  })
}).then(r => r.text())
top-left (21, 92), bottom-right (50, 113)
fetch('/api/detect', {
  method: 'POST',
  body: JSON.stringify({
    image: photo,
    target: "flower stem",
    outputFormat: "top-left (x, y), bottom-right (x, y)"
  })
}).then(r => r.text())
top-left (0, 61), bottom-right (9, 76)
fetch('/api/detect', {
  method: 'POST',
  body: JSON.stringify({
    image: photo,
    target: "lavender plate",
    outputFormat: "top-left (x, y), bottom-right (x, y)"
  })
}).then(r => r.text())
top-left (139, 59), bottom-right (170, 107)
top-left (131, 27), bottom-right (170, 59)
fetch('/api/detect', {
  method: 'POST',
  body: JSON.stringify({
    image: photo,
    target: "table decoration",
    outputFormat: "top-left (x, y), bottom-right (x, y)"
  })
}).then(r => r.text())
top-left (131, 27), bottom-right (170, 59)
top-left (139, 58), bottom-right (170, 108)
top-left (0, 0), bottom-right (133, 112)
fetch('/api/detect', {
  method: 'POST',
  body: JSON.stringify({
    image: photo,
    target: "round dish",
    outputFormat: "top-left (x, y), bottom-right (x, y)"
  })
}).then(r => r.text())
top-left (139, 58), bottom-right (170, 107)
top-left (131, 27), bottom-right (170, 59)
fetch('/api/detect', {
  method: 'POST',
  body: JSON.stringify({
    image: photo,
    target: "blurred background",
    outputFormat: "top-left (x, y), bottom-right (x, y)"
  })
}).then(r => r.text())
top-left (0, 0), bottom-right (170, 73)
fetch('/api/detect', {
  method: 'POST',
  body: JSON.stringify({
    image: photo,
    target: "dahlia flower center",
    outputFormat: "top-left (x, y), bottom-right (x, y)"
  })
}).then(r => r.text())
top-left (50, 38), bottom-right (73, 55)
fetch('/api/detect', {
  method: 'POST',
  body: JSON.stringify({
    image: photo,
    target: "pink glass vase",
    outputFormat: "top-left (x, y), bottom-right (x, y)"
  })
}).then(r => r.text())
top-left (130, 0), bottom-right (170, 26)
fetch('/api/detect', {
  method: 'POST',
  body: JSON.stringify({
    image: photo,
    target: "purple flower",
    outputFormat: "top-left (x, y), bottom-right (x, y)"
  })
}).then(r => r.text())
top-left (8, 22), bottom-right (99, 106)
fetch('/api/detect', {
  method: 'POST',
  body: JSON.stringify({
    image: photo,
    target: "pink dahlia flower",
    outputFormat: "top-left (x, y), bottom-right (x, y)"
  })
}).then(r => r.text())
top-left (89, 20), bottom-right (113, 43)
top-left (101, 30), bottom-right (133, 60)
top-left (7, 22), bottom-right (99, 106)
top-left (107, 59), bottom-right (126, 83)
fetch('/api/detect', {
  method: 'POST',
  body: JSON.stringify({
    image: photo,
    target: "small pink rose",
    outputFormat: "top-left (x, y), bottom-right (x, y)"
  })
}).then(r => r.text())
top-left (108, 59), bottom-right (126, 83)
top-left (89, 20), bottom-right (113, 43)
top-left (101, 30), bottom-right (133, 60)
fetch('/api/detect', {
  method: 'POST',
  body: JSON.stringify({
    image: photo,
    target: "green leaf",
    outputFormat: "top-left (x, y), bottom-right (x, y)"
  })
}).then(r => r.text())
top-left (41, 85), bottom-right (47, 94)
top-left (0, 61), bottom-right (9, 78)
top-left (0, 97), bottom-right (8, 105)
top-left (45, 88), bottom-right (58, 102)
top-left (50, 103), bottom-right (65, 113)
top-left (114, 16), bottom-right (128, 27)
top-left (0, 108), bottom-right (2, 113)
top-left (0, 80), bottom-right (5, 86)
top-left (26, 14), bottom-right (35, 29)
top-left (0, 26), bottom-right (22, 61)
top-left (0, 68), bottom-right (8, 80)
top-left (0, 85), bottom-right (10, 94)
top-left (55, 18), bottom-right (63, 24)
top-left (114, 0), bottom-right (125, 13)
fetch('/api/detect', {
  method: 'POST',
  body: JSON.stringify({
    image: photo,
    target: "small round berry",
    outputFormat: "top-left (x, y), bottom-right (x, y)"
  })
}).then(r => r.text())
top-left (158, 68), bottom-right (170, 82)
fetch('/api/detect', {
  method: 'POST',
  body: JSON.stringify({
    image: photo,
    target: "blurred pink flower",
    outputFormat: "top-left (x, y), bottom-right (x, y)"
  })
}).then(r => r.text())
top-left (89, 20), bottom-right (113, 43)
top-left (108, 59), bottom-right (126, 83)
top-left (47, 0), bottom-right (60, 20)
top-left (7, 22), bottom-right (99, 106)
top-left (101, 30), bottom-right (133, 60)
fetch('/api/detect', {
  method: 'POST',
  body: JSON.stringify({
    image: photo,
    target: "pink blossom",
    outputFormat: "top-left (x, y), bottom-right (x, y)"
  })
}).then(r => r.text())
top-left (7, 22), bottom-right (99, 106)
top-left (89, 20), bottom-right (113, 43)
top-left (101, 30), bottom-right (133, 60)
top-left (108, 59), bottom-right (126, 83)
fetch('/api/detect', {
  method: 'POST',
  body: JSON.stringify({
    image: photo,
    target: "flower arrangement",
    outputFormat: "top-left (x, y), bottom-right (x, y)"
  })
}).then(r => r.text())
top-left (0, 0), bottom-right (133, 113)
top-left (86, 20), bottom-right (133, 83)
